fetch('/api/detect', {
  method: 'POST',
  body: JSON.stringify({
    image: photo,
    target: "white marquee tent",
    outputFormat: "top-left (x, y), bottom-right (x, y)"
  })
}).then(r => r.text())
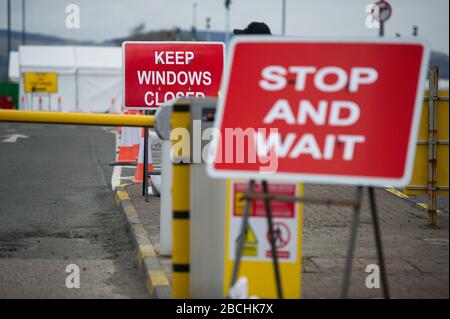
top-left (8, 51), bottom-right (19, 83)
top-left (17, 45), bottom-right (122, 113)
top-left (75, 46), bottom-right (122, 113)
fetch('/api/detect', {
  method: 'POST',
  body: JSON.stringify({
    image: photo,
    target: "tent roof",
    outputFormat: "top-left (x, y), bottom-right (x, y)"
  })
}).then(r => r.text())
top-left (19, 45), bottom-right (76, 71)
top-left (8, 51), bottom-right (19, 82)
top-left (18, 45), bottom-right (122, 74)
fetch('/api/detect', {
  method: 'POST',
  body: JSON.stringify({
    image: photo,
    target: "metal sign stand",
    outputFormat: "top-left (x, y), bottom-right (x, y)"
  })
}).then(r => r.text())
top-left (231, 181), bottom-right (390, 299)
top-left (341, 186), bottom-right (390, 299)
top-left (143, 109), bottom-right (159, 202)
top-left (230, 179), bottom-right (284, 299)
top-left (142, 111), bottom-right (149, 197)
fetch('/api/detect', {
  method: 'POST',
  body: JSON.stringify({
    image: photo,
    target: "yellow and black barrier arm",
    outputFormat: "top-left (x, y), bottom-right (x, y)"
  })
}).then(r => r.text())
top-left (0, 109), bottom-right (154, 127)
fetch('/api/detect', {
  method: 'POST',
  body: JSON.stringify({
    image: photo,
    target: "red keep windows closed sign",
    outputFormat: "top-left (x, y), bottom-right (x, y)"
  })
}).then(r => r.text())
top-left (208, 38), bottom-right (430, 186)
top-left (123, 42), bottom-right (224, 109)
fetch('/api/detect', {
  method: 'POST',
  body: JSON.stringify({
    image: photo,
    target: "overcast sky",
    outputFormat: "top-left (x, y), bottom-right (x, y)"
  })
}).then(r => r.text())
top-left (1, 0), bottom-right (449, 54)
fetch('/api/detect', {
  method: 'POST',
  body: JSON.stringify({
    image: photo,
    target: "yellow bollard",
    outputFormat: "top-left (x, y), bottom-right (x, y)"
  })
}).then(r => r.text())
top-left (171, 101), bottom-right (191, 298)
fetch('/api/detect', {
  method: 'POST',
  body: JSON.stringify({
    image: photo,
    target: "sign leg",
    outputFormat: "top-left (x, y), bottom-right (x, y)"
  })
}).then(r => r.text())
top-left (230, 179), bottom-right (255, 291)
top-left (341, 186), bottom-right (364, 299)
top-left (368, 187), bottom-right (390, 299)
top-left (143, 126), bottom-right (148, 197)
top-left (262, 180), bottom-right (284, 299)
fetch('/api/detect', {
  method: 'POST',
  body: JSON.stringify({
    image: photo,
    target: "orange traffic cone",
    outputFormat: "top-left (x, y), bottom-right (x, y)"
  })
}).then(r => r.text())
top-left (117, 126), bottom-right (136, 163)
top-left (132, 127), bottom-right (140, 160)
top-left (128, 111), bottom-right (141, 161)
top-left (116, 110), bottom-right (135, 163)
top-left (133, 128), bottom-right (153, 183)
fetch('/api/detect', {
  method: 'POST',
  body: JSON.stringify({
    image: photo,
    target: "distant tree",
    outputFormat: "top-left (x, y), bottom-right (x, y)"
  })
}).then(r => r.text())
top-left (191, 26), bottom-right (197, 41)
top-left (129, 23), bottom-right (146, 36)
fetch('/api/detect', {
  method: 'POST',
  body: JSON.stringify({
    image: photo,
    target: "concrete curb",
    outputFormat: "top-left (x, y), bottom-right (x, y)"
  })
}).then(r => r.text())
top-left (114, 185), bottom-right (172, 299)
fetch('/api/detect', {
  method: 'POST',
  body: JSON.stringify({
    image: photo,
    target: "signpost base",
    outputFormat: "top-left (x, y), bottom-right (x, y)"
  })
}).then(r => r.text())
top-left (230, 179), bottom-right (284, 299)
top-left (233, 182), bottom-right (391, 299)
top-left (341, 186), bottom-right (390, 299)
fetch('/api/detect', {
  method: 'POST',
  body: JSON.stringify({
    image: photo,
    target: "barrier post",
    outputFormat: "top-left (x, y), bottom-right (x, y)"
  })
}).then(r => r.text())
top-left (171, 101), bottom-right (191, 298)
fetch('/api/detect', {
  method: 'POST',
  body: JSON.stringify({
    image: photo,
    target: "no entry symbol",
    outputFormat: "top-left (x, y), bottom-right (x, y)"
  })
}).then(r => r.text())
top-left (267, 222), bottom-right (291, 249)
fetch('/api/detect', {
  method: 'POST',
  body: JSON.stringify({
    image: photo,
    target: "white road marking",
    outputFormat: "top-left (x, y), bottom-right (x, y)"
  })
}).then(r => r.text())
top-left (120, 176), bottom-right (135, 180)
top-left (110, 129), bottom-right (122, 190)
top-left (2, 134), bottom-right (29, 143)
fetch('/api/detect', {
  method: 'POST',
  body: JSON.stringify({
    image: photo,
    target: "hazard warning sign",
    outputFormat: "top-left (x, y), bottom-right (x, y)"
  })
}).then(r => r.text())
top-left (228, 182), bottom-right (300, 263)
top-left (224, 180), bottom-right (303, 298)
top-left (265, 222), bottom-right (291, 259)
top-left (237, 224), bottom-right (258, 257)
top-left (233, 183), bottom-right (295, 218)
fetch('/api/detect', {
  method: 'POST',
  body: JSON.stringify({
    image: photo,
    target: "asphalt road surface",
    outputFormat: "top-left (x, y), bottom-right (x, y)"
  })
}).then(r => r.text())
top-left (0, 122), bottom-right (148, 298)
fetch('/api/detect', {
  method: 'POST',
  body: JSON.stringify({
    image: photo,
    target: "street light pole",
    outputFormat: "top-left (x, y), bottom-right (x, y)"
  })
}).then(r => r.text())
top-left (193, 3), bottom-right (198, 30)
top-left (282, 0), bottom-right (286, 35)
top-left (192, 3), bottom-right (198, 40)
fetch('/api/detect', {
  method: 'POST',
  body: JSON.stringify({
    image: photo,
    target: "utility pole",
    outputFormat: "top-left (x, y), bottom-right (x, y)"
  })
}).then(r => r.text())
top-left (22, 0), bottom-right (26, 44)
top-left (282, 0), bottom-right (286, 35)
top-left (225, 0), bottom-right (231, 45)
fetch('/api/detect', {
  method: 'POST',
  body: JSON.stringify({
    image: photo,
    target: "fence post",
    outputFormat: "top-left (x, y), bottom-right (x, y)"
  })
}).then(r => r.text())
top-left (427, 66), bottom-right (439, 226)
